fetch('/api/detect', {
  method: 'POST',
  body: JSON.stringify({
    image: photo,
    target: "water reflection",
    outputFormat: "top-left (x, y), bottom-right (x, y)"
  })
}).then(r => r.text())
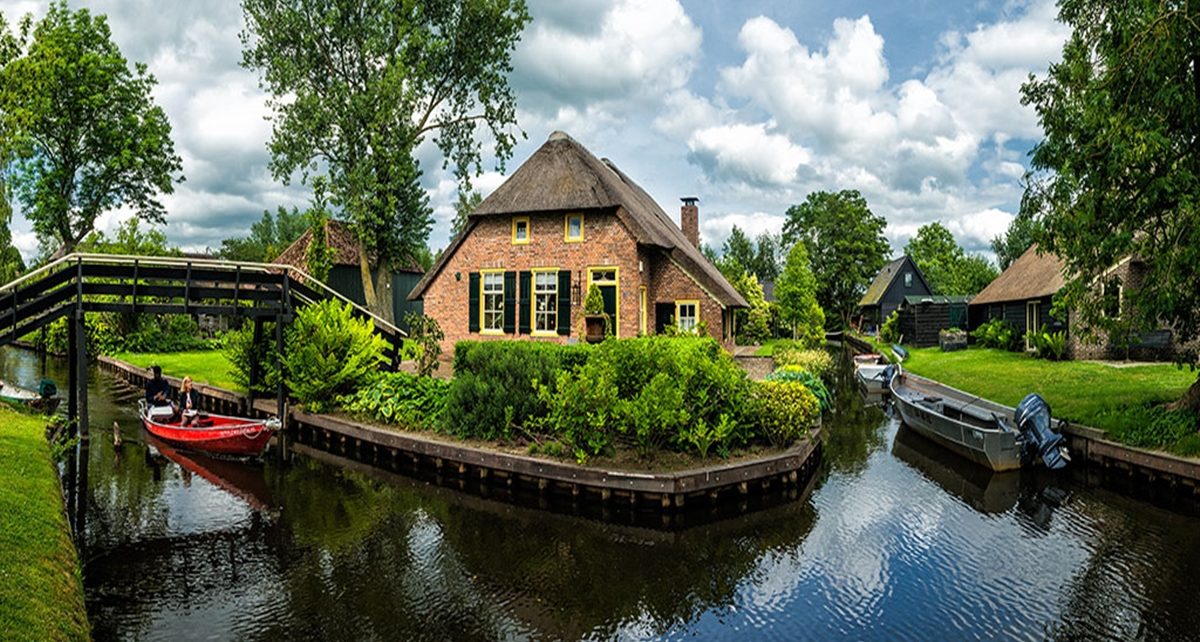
top-left (6, 346), bottom-right (1200, 641)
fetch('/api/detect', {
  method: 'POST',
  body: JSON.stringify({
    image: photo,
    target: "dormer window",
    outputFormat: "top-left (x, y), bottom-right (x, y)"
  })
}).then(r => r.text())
top-left (565, 213), bottom-right (584, 242)
top-left (512, 216), bottom-right (530, 245)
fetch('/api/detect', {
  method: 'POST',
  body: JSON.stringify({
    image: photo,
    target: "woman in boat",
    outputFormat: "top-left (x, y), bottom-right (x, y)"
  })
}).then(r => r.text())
top-left (177, 376), bottom-right (201, 427)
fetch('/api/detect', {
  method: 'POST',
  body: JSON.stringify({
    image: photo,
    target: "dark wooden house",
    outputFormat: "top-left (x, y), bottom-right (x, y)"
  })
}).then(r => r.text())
top-left (897, 295), bottom-right (971, 347)
top-left (967, 244), bottom-right (1067, 350)
top-left (857, 256), bottom-right (933, 332)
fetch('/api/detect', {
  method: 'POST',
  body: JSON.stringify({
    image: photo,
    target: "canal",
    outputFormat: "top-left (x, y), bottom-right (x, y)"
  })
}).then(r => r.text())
top-left (4, 346), bottom-right (1200, 641)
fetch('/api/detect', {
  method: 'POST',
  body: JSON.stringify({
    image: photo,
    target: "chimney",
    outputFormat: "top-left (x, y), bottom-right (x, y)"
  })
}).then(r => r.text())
top-left (680, 197), bottom-right (699, 248)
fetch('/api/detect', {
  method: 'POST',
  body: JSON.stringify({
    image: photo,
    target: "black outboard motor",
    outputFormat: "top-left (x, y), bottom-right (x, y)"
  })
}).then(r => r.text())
top-left (1014, 393), bottom-right (1070, 470)
top-left (38, 378), bottom-right (57, 399)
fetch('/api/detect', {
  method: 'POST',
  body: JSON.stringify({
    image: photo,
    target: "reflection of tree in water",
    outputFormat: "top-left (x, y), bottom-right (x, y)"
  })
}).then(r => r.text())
top-left (820, 348), bottom-right (889, 474)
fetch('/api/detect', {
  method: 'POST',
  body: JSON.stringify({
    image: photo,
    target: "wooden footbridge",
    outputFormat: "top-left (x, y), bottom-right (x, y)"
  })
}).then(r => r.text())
top-left (0, 253), bottom-right (406, 435)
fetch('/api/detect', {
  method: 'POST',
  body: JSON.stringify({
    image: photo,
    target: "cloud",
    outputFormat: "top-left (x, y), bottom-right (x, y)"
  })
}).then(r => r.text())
top-left (687, 123), bottom-right (811, 187)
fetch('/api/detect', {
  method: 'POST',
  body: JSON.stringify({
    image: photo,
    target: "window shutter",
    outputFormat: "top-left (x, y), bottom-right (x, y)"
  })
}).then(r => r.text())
top-left (468, 272), bottom-right (480, 332)
top-left (557, 270), bottom-right (571, 335)
top-left (655, 302), bottom-right (674, 334)
top-left (503, 271), bottom-right (516, 333)
top-left (518, 271), bottom-right (532, 334)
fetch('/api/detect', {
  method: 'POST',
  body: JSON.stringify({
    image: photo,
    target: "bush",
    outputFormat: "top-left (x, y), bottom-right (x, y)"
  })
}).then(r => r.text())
top-left (972, 318), bottom-right (1021, 351)
top-left (1028, 330), bottom-right (1067, 360)
top-left (755, 380), bottom-right (820, 447)
top-left (879, 310), bottom-right (901, 343)
top-left (403, 312), bottom-right (444, 376)
top-left (123, 315), bottom-right (215, 353)
top-left (27, 313), bottom-right (123, 356)
top-left (282, 299), bottom-right (388, 411)
top-left (223, 320), bottom-right (280, 395)
top-left (338, 371), bottom-right (449, 431)
top-left (765, 366), bottom-right (832, 412)
top-left (446, 341), bottom-right (591, 440)
top-left (773, 344), bottom-right (834, 379)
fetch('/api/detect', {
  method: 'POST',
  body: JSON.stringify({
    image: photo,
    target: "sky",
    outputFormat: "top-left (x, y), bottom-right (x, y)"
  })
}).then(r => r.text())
top-left (0, 0), bottom-right (1071, 263)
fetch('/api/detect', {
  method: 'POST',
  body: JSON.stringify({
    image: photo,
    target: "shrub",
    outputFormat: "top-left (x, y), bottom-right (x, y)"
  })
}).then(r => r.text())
top-left (755, 380), bottom-right (820, 447)
top-left (28, 313), bottom-right (123, 356)
top-left (223, 320), bottom-right (280, 395)
top-left (1029, 330), bottom-right (1067, 360)
top-left (446, 341), bottom-right (591, 440)
top-left (123, 315), bottom-right (215, 353)
top-left (879, 310), bottom-right (901, 343)
top-left (282, 299), bottom-right (388, 411)
top-left (773, 344), bottom-right (834, 379)
top-left (765, 366), bottom-right (832, 412)
top-left (535, 366), bottom-right (620, 462)
top-left (403, 312), bottom-right (444, 376)
top-left (972, 318), bottom-right (1021, 351)
top-left (338, 371), bottom-right (449, 430)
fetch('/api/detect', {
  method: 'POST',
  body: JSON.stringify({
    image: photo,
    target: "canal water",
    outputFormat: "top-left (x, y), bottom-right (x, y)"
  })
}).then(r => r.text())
top-left (5, 346), bottom-right (1200, 641)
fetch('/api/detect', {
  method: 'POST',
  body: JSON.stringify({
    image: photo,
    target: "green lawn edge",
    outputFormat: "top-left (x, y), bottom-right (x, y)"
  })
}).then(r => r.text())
top-left (0, 408), bottom-right (90, 641)
top-left (112, 350), bottom-right (240, 392)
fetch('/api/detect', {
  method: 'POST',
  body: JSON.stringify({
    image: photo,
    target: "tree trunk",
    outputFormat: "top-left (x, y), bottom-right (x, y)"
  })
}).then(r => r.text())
top-left (372, 265), bottom-right (395, 325)
top-left (358, 248), bottom-right (378, 309)
top-left (1166, 375), bottom-right (1200, 418)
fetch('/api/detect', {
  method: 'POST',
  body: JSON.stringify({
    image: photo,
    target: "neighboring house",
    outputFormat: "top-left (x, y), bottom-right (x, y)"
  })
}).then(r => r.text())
top-left (969, 244), bottom-right (1174, 360)
top-left (408, 130), bottom-right (748, 352)
top-left (897, 295), bottom-right (971, 347)
top-left (274, 219), bottom-right (424, 330)
top-left (857, 256), bottom-right (933, 332)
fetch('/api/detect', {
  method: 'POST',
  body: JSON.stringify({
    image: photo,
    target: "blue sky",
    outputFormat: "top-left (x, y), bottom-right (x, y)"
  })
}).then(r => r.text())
top-left (1, 0), bottom-right (1069, 262)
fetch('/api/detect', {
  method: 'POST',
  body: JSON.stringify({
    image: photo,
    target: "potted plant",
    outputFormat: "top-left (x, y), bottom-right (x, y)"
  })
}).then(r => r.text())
top-left (939, 327), bottom-right (968, 352)
top-left (583, 283), bottom-right (607, 343)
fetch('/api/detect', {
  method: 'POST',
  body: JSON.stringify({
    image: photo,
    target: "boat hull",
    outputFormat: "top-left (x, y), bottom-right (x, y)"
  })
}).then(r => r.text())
top-left (139, 405), bottom-right (274, 457)
top-left (890, 371), bottom-right (1024, 472)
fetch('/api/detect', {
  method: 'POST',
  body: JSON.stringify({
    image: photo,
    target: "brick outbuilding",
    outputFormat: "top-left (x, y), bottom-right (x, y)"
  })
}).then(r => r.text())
top-left (408, 131), bottom-right (747, 352)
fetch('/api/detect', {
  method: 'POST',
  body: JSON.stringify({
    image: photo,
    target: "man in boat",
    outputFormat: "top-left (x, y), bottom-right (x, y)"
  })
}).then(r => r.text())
top-left (144, 366), bottom-right (174, 422)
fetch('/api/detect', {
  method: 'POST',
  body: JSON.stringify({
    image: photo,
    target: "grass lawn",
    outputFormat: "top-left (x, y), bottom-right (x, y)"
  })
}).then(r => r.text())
top-left (903, 346), bottom-right (1200, 456)
top-left (0, 408), bottom-right (90, 641)
top-left (112, 350), bottom-right (240, 392)
top-left (753, 339), bottom-right (792, 357)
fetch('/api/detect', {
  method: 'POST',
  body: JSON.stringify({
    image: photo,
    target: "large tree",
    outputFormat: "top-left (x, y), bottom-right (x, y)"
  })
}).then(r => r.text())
top-left (990, 209), bottom-right (1041, 270)
top-left (1021, 0), bottom-right (1200, 412)
top-left (774, 240), bottom-right (825, 346)
top-left (0, 3), bottom-right (182, 259)
top-left (783, 190), bottom-right (890, 327)
top-left (0, 176), bottom-right (24, 284)
top-left (241, 0), bottom-right (530, 320)
top-left (904, 221), bottom-right (998, 295)
top-left (218, 206), bottom-right (308, 263)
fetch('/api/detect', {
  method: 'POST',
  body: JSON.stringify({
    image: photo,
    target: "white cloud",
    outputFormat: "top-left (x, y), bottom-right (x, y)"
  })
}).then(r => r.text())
top-left (699, 211), bottom-right (786, 248)
top-left (688, 123), bottom-right (811, 187)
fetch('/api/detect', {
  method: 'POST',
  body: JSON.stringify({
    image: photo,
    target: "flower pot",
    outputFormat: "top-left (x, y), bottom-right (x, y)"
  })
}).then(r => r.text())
top-left (584, 315), bottom-right (607, 343)
top-left (939, 330), bottom-right (968, 352)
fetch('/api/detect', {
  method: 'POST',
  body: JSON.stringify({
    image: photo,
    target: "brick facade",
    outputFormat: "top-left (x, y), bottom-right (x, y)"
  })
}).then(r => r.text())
top-left (1066, 258), bottom-right (1178, 361)
top-left (421, 207), bottom-right (733, 353)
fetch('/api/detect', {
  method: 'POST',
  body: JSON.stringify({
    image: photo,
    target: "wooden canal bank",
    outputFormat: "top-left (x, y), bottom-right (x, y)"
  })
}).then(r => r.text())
top-left (96, 356), bottom-right (823, 516)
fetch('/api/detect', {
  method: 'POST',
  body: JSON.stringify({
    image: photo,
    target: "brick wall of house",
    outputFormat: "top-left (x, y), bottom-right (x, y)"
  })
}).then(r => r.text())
top-left (1067, 259), bottom-right (1177, 361)
top-left (646, 254), bottom-right (729, 341)
top-left (420, 207), bottom-right (729, 352)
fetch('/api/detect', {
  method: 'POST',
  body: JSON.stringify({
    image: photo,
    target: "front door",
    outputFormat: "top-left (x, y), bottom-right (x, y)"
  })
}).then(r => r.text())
top-left (1026, 301), bottom-right (1040, 350)
top-left (589, 267), bottom-right (618, 336)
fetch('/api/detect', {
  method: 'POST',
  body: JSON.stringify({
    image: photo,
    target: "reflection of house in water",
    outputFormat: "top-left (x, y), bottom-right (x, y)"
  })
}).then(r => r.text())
top-left (892, 425), bottom-right (1019, 514)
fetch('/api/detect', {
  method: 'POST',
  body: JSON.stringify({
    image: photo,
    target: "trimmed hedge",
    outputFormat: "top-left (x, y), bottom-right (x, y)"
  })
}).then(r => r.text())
top-left (756, 380), bottom-right (820, 447)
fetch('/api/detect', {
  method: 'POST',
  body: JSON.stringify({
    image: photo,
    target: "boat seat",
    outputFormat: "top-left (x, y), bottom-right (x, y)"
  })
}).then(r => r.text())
top-left (148, 405), bottom-right (174, 420)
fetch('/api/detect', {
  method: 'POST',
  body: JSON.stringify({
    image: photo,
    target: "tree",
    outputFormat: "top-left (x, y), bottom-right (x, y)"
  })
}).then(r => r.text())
top-left (1021, 0), bottom-right (1200, 412)
top-left (0, 3), bottom-right (182, 258)
top-left (719, 226), bottom-right (755, 280)
top-left (218, 206), bottom-right (307, 263)
top-left (78, 217), bottom-right (176, 256)
top-left (782, 190), bottom-right (890, 327)
top-left (774, 241), bottom-right (825, 347)
top-left (730, 271), bottom-right (771, 345)
top-left (751, 232), bottom-right (781, 282)
top-left (451, 189), bottom-right (482, 241)
top-left (304, 185), bottom-right (334, 282)
top-left (241, 0), bottom-right (531, 321)
top-left (904, 221), bottom-right (998, 296)
top-left (990, 210), bottom-right (1040, 270)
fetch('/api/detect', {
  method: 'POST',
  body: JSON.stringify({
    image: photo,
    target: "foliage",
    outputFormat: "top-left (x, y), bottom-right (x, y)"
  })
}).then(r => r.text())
top-left (879, 310), bottom-right (901, 344)
top-left (731, 271), bottom-right (772, 345)
top-left (282, 299), bottom-right (388, 410)
top-left (446, 341), bottom-right (590, 440)
top-left (713, 227), bottom-right (781, 283)
top-left (29, 314), bottom-right (122, 356)
top-left (241, 0), bottom-right (530, 276)
top-left (752, 233), bottom-right (781, 282)
top-left (990, 210), bottom-right (1041, 271)
top-left (583, 282), bottom-right (605, 315)
top-left (971, 318), bottom-right (1021, 351)
top-left (303, 183), bottom-right (334, 281)
top-left (904, 221), bottom-right (998, 295)
top-left (0, 176), bottom-right (25, 284)
top-left (771, 343), bottom-right (834, 379)
top-left (1103, 405), bottom-right (1198, 450)
top-left (774, 240), bottom-right (825, 347)
top-left (217, 206), bottom-right (307, 263)
top-left (121, 315), bottom-right (215, 353)
top-left (77, 217), bottom-right (177, 256)
top-left (1020, 0), bottom-right (1200, 410)
top-left (224, 320), bottom-right (281, 395)
top-left (755, 380), bottom-right (820, 447)
top-left (782, 190), bottom-right (891, 327)
top-left (338, 371), bottom-right (449, 430)
top-left (765, 366), bottom-right (832, 412)
top-left (451, 189), bottom-right (482, 241)
top-left (716, 226), bottom-right (756, 281)
top-left (1028, 330), bottom-right (1067, 361)
top-left (403, 312), bottom-right (444, 376)
top-left (0, 2), bottom-right (182, 257)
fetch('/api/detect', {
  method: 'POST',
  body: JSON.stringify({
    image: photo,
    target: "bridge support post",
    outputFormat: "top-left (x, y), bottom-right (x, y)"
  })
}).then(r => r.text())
top-left (275, 313), bottom-right (287, 455)
top-left (247, 317), bottom-right (264, 404)
top-left (74, 308), bottom-right (88, 439)
top-left (67, 315), bottom-right (78, 435)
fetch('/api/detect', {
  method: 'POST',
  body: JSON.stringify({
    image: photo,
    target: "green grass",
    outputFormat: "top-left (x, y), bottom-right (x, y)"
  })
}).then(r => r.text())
top-left (903, 346), bottom-right (1200, 455)
top-left (753, 339), bottom-right (792, 357)
top-left (112, 350), bottom-right (240, 392)
top-left (0, 408), bottom-right (90, 641)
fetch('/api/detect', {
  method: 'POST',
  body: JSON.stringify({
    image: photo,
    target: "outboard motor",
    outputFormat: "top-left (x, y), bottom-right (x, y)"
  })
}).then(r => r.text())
top-left (1014, 393), bottom-right (1070, 470)
top-left (38, 378), bottom-right (57, 399)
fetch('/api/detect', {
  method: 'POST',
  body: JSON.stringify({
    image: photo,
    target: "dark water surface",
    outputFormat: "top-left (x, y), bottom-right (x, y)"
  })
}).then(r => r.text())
top-left (5, 347), bottom-right (1200, 641)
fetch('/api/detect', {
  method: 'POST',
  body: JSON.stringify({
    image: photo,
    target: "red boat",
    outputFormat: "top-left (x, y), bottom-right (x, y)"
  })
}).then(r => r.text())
top-left (138, 400), bottom-right (279, 457)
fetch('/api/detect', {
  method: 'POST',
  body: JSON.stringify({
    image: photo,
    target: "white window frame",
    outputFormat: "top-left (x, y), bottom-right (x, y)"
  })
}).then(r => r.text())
top-left (533, 269), bottom-right (558, 336)
top-left (482, 271), bottom-right (504, 333)
top-left (676, 300), bottom-right (699, 332)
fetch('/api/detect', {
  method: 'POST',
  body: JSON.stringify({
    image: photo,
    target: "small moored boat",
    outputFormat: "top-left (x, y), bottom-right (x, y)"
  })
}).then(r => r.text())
top-left (0, 378), bottom-right (61, 414)
top-left (138, 399), bottom-right (279, 457)
top-left (854, 354), bottom-right (892, 399)
top-left (888, 367), bottom-right (1069, 472)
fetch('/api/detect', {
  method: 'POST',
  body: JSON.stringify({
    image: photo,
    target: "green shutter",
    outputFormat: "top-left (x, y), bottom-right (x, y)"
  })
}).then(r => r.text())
top-left (503, 271), bottom-right (516, 333)
top-left (557, 270), bottom-right (571, 335)
top-left (518, 271), bottom-right (532, 334)
top-left (468, 272), bottom-right (480, 333)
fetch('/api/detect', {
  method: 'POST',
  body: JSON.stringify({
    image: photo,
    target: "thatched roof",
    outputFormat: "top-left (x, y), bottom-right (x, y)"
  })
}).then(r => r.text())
top-left (409, 131), bottom-right (747, 307)
top-left (970, 244), bottom-right (1066, 306)
top-left (275, 219), bottom-right (423, 273)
